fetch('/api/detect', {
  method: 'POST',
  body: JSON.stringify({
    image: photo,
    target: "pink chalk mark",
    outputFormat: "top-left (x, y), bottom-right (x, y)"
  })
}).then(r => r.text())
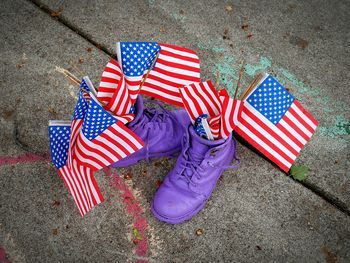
top-left (104, 167), bottom-right (149, 262)
top-left (0, 246), bottom-right (12, 263)
top-left (0, 153), bottom-right (50, 167)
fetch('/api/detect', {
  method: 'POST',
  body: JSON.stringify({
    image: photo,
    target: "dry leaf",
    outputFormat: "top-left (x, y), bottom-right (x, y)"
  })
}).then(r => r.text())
top-left (196, 229), bottom-right (204, 236)
top-left (241, 24), bottom-right (249, 31)
top-left (52, 200), bottom-right (61, 206)
top-left (123, 173), bottom-right (133, 180)
top-left (225, 5), bottom-right (233, 12)
top-left (50, 8), bottom-right (63, 17)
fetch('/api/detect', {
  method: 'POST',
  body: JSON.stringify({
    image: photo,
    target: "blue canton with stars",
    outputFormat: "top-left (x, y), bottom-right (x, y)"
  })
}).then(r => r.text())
top-left (120, 42), bottom-right (160, 77)
top-left (82, 97), bottom-right (117, 140)
top-left (49, 124), bottom-right (71, 169)
top-left (246, 75), bottom-right (294, 125)
top-left (73, 90), bottom-right (88, 120)
top-left (80, 78), bottom-right (91, 92)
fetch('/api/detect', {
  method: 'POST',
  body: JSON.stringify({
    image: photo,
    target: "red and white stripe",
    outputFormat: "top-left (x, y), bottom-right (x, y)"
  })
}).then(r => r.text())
top-left (235, 100), bottom-right (318, 172)
top-left (115, 114), bottom-right (135, 125)
top-left (179, 80), bottom-right (222, 123)
top-left (58, 159), bottom-right (103, 216)
top-left (119, 43), bottom-right (201, 106)
top-left (67, 119), bottom-right (83, 169)
top-left (219, 96), bottom-right (243, 139)
top-left (74, 121), bottom-right (144, 171)
top-left (208, 114), bottom-right (221, 139)
top-left (97, 59), bottom-right (132, 114)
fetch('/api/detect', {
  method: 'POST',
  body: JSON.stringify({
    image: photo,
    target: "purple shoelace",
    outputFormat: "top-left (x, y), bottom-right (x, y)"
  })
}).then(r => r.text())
top-left (136, 99), bottom-right (179, 163)
top-left (177, 135), bottom-right (240, 187)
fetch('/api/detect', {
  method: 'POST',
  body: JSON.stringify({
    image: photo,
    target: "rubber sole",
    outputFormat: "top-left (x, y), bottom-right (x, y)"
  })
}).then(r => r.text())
top-left (151, 199), bottom-right (208, 225)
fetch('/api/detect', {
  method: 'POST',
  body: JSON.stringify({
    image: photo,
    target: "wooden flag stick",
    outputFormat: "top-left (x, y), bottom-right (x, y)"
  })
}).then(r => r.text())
top-left (215, 71), bottom-right (220, 89)
top-left (234, 59), bottom-right (245, 99)
top-left (240, 73), bottom-right (263, 101)
top-left (138, 52), bottom-right (159, 93)
top-left (55, 66), bottom-right (81, 87)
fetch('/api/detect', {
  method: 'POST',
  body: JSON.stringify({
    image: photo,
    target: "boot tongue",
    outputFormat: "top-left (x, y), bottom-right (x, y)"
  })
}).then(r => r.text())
top-left (188, 127), bottom-right (210, 162)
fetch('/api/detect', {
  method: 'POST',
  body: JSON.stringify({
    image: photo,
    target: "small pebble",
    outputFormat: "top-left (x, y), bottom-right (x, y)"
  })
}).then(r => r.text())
top-left (196, 229), bottom-right (204, 236)
top-left (225, 5), bottom-right (233, 12)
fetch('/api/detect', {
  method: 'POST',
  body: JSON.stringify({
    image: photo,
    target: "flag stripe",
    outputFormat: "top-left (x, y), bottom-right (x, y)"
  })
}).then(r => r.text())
top-left (118, 42), bottom-right (200, 106)
top-left (160, 45), bottom-right (199, 59)
top-left (242, 107), bottom-right (299, 156)
top-left (241, 111), bottom-right (296, 162)
top-left (293, 100), bottom-right (318, 127)
top-left (235, 126), bottom-right (290, 172)
top-left (72, 161), bottom-right (93, 210)
top-left (58, 167), bottom-right (85, 216)
top-left (61, 165), bottom-right (88, 215)
top-left (140, 88), bottom-right (183, 107)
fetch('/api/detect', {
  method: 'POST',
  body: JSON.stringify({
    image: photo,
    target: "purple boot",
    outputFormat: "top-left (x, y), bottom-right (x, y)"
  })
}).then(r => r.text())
top-left (151, 126), bottom-right (239, 224)
top-left (113, 96), bottom-right (191, 167)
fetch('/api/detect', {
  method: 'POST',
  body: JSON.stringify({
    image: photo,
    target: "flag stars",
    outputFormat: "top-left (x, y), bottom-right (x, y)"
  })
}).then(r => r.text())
top-left (248, 76), bottom-right (295, 126)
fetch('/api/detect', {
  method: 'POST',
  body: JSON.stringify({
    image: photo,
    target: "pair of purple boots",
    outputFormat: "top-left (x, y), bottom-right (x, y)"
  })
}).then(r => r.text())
top-left (113, 96), bottom-right (239, 224)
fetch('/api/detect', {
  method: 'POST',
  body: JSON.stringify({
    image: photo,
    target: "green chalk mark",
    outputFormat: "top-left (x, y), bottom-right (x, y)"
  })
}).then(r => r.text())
top-left (212, 55), bottom-right (239, 96)
top-left (171, 13), bottom-right (186, 23)
top-left (277, 68), bottom-right (319, 97)
top-left (197, 41), bottom-right (225, 53)
top-left (318, 115), bottom-right (350, 138)
top-left (147, 0), bottom-right (156, 6)
top-left (245, 56), bottom-right (272, 76)
top-left (212, 47), bottom-right (226, 53)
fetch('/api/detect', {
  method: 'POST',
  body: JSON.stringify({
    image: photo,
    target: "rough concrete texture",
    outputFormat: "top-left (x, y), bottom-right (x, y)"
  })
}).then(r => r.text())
top-left (35, 0), bottom-right (350, 212)
top-left (0, 0), bottom-right (349, 262)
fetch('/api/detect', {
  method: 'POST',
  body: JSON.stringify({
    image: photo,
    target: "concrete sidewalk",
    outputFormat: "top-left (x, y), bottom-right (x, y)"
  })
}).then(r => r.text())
top-left (0, 0), bottom-right (349, 262)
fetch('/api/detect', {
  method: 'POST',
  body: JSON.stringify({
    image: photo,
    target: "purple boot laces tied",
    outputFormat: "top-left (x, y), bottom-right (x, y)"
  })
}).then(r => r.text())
top-left (139, 99), bottom-right (179, 163)
top-left (177, 133), bottom-right (240, 187)
top-left (112, 95), bottom-right (191, 168)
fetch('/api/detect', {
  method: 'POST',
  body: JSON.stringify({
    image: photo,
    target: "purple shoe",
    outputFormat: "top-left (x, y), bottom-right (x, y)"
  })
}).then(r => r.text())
top-left (151, 126), bottom-right (239, 224)
top-left (112, 96), bottom-right (191, 167)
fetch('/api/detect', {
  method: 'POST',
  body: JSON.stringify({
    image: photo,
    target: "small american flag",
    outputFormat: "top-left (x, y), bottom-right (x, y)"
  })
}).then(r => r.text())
top-left (67, 88), bottom-right (88, 169)
top-left (80, 76), bottom-right (96, 96)
top-left (179, 81), bottom-right (241, 139)
top-left (218, 95), bottom-right (243, 139)
top-left (97, 59), bottom-right (133, 116)
top-left (179, 81), bottom-right (222, 123)
top-left (49, 121), bottom-right (104, 216)
top-left (74, 93), bottom-right (144, 171)
top-left (117, 42), bottom-right (201, 106)
top-left (235, 74), bottom-right (318, 172)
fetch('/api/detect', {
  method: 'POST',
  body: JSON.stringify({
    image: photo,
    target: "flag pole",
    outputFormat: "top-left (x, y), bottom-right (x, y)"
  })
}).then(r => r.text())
top-left (138, 52), bottom-right (160, 93)
top-left (240, 73), bottom-right (263, 101)
top-left (215, 71), bottom-right (220, 89)
top-left (55, 66), bottom-right (81, 87)
top-left (234, 59), bottom-right (245, 99)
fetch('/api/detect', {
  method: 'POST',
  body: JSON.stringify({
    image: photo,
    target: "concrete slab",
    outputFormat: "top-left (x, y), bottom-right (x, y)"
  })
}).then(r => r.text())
top-left (35, 0), bottom-right (350, 212)
top-left (0, 0), bottom-right (349, 262)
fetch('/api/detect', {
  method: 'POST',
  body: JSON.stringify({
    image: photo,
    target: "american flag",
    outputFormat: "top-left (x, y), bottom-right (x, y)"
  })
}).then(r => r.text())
top-left (49, 121), bottom-right (104, 216)
top-left (97, 59), bottom-right (133, 117)
top-left (80, 76), bottom-right (96, 97)
top-left (74, 93), bottom-right (144, 171)
top-left (179, 80), bottom-right (221, 123)
top-left (116, 42), bottom-right (201, 106)
top-left (235, 74), bottom-right (318, 172)
top-left (218, 95), bottom-right (243, 139)
top-left (179, 81), bottom-right (239, 139)
top-left (67, 83), bottom-right (90, 169)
